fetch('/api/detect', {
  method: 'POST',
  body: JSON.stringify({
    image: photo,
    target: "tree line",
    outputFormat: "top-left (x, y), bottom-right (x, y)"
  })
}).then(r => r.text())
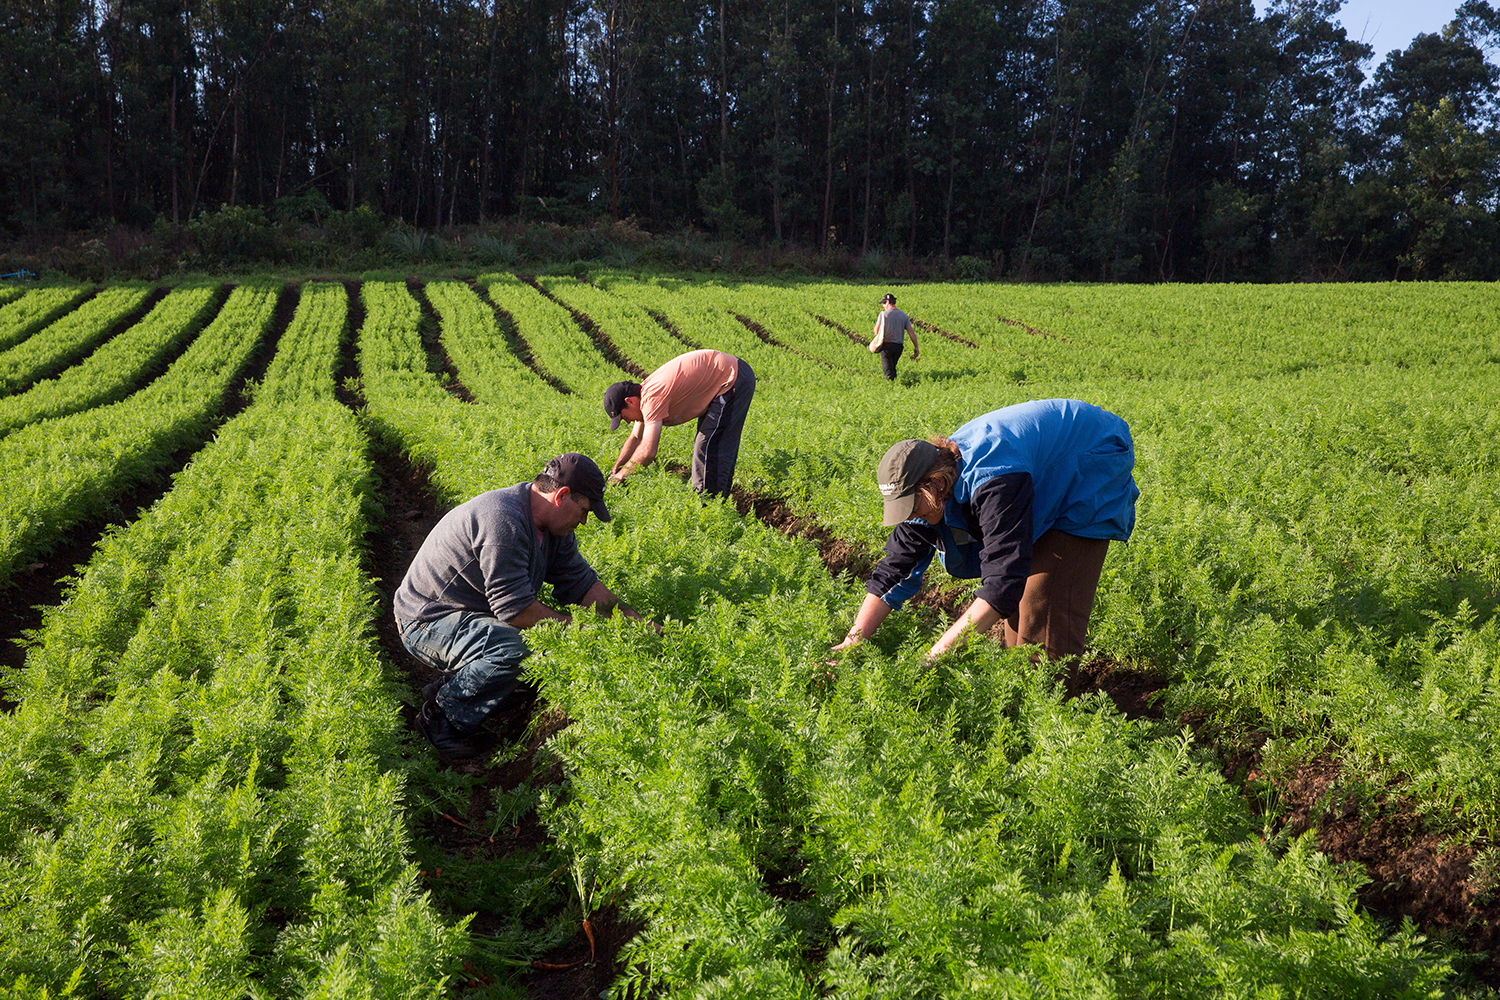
top-left (4, 0), bottom-right (1499, 281)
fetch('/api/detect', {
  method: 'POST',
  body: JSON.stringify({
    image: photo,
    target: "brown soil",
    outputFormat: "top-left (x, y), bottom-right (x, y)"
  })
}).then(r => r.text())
top-left (1061, 656), bottom-right (1166, 721)
top-left (471, 279), bottom-right (573, 392)
top-left (733, 313), bottom-right (837, 370)
top-left (407, 278), bottom-right (475, 402)
top-left (812, 313), bottom-right (865, 344)
top-left (912, 318), bottom-right (978, 348)
top-left (640, 306), bottom-right (703, 350)
top-left (998, 316), bottom-right (1069, 342)
top-left (1253, 752), bottom-right (1500, 984)
top-left (727, 484), bottom-right (877, 581)
top-left (356, 335), bottom-right (637, 997)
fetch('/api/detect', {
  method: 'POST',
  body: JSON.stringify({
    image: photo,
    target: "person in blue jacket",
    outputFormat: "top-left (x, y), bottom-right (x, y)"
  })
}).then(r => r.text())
top-left (830, 399), bottom-right (1138, 663)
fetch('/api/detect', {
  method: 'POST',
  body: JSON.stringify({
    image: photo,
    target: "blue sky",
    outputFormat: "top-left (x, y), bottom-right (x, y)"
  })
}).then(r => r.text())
top-left (1256, 0), bottom-right (1460, 59)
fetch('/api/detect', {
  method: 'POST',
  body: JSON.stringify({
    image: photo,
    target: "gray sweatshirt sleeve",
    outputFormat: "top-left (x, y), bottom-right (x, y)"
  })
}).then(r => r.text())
top-left (544, 532), bottom-right (601, 607)
top-left (477, 505), bottom-right (543, 621)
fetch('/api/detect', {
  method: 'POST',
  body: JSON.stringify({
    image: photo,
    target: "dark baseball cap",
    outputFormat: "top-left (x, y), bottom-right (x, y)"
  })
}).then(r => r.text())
top-left (602, 381), bottom-right (642, 431)
top-left (876, 439), bottom-right (939, 526)
top-left (542, 452), bottom-right (611, 521)
top-left (880, 293), bottom-right (897, 305)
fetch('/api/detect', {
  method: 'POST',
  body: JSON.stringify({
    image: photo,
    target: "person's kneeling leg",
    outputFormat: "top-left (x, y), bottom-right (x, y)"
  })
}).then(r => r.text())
top-left (400, 611), bottom-right (531, 756)
top-left (431, 614), bottom-right (532, 731)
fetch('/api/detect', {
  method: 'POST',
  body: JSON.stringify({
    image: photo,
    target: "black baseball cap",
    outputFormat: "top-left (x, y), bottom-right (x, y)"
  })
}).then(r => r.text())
top-left (876, 439), bottom-right (939, 526)
top-left (541, 452), bottom-right (611, 521)
top-left (603, 381), bottom-right (642, 431)
top-left (880, 293), bottom-right (897, 305)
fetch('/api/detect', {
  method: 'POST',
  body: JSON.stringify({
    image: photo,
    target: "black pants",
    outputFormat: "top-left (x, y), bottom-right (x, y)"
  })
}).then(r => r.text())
top-left (878, 341), bottom-right (904, 380)
top-left (692, 358), bottom-right (755, 497)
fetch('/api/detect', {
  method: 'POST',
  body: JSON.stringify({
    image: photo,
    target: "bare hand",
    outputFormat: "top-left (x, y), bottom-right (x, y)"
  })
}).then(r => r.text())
top-left (826, 629), bottom-right (862, 666)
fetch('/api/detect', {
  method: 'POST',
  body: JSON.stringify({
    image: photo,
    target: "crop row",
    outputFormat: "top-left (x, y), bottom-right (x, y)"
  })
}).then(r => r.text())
top-left (0, 285), bottom-right (95, 352)
top-left (0, 282), bottom-right (461, 997)
top-left (534, 274), bottom-right (1500, 837)
top-left (0, 281), bottom-right (278, 588)
top-left (2, 275), bottom-right (1491, 996)
top-left (398, 275), bottom-right (1459, 995)
top-left (0, 285), bottom-right (154, 396)
top-left (0, 284), bottom-right (221, 437)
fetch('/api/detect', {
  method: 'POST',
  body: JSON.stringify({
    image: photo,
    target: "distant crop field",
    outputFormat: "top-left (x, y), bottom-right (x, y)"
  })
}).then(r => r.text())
top-left (1, 275), bottom-right (1495, 997)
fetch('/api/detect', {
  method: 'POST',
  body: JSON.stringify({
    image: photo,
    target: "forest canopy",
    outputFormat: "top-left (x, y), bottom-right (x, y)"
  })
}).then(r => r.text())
top-left (4, 0), bottom-right (1500, 281)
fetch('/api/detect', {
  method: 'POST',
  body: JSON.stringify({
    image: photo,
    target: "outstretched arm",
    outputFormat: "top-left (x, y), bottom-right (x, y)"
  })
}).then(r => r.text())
top-left (926, 597), bottom-right (1000, 659)
top-left (577, 579), bottom-right (661, 632)
top-left (608, 420), bottom-right (664, 484)
top-left (509, 599), bottom-right (573, 628)
top-left (612, 423), bottom-right (644, 476)
top-left (830, 593), bottom-right (895, 654)
top-left (907, 322), bottom-right (919, 359)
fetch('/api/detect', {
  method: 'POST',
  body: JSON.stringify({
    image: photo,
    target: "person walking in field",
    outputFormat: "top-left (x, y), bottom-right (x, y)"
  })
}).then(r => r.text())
top-left (394, 452), bottom-right (650, 758)
top-left (872, 292), bottom-right (919, 380)
top-left (603, 348), bottom-right (756, 498)
top-left (829, 399), bottom-right (1138, 664)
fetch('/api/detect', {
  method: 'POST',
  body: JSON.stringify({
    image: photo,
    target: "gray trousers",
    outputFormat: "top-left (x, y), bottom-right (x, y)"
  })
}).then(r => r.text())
top-left (691, 358), bottom-right (755, 497)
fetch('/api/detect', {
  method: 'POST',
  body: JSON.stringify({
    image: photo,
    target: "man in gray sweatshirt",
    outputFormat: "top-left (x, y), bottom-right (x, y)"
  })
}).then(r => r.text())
top-left (393, 452), bottom-right (645, 758)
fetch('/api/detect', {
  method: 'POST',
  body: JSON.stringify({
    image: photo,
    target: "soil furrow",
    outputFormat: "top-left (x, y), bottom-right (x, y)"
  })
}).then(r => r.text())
top-left (812, 312), bottom-right (865, 344)
top-left (998, 316), bottom-right (1068, 341)
top-left (735, 313), bottom-right (838, 369)
top-left (406, 279), bottom-right (475, 402)
top-left (351, 306), bottom-right (635, 997)
top-left (470, 278), bottom-right (573, 392)
top-left (913, 318), bottom-right (978, 348)
top-left (521, 275), bottom-right (648, 379)
top-left (641, 305), bottom-right (703, 350)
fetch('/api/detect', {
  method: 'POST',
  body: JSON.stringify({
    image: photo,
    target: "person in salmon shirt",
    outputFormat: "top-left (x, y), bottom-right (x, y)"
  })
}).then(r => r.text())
top-left (603, 349), bottom-right (756, 498)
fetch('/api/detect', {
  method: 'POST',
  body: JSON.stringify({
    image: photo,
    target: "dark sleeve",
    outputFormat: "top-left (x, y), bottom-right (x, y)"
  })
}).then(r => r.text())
top-left (544, 532), bottom-right (601, 607)
top-left (866, 521), bottom-right (940, 610)
top-left (970, 472), bottom-right (1035, 617)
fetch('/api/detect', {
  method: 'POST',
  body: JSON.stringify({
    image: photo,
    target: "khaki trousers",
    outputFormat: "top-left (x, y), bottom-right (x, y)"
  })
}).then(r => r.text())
top-left (1002, 529), bottom-right (1110, 662)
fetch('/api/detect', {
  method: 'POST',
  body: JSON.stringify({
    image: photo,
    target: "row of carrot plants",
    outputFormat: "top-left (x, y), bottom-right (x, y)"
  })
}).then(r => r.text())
top-left (0, 285), bottom-right (94, 352)
top-left (0, 281), bottom-right (463, 997)
top-left (562, 273), bottom-right (1500, 842)
top-left (0, 281), bottom-right (279, 588)
top-left (0, 284), bottom-right (154, 395)
top-left (0, 284), bottom-right (221, 437)
top-left (3, 275), bottom-right (1490, 995)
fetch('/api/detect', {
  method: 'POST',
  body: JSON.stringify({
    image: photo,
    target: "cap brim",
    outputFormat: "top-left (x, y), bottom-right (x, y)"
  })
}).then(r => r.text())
top-left (592, 494), bottom-right (611, 522)
top-left (609, 414), bottom-right (622, 431)
top-left (882, 492), bottom-right (918, 527)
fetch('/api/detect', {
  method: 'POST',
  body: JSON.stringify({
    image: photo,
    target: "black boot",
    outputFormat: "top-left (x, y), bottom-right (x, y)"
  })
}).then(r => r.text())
top-left (415, 698), bottom-right (486, 759)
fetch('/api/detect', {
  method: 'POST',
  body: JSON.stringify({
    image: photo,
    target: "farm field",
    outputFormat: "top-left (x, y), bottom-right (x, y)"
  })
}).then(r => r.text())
top-left (0, 274), bottom-right (1497, 998)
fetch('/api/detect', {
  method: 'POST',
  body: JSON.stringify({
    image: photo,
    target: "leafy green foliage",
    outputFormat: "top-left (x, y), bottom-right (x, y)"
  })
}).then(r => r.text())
top-left (0, 280), bottom-right (462, 998)
top-left (0, 284), bottom-right (219, 435)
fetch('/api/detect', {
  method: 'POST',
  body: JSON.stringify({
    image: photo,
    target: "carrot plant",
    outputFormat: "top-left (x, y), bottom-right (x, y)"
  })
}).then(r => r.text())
top-left (361, 273), bottom-right (1470, 995)
top-left (0, 284), bottom-right (153, 395)
top-left (481, 273), bottom-right (633, 395)
top-left (532, 272), bottom-right (694, 373)
top-left (0, 285), bottom-right (93, 352)
top-left (0, 280), bottom-right (279, 588)
top-left (0, 284), bottom-right (220, 436)
top-left (0, 279), bottom-right (463, 997)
